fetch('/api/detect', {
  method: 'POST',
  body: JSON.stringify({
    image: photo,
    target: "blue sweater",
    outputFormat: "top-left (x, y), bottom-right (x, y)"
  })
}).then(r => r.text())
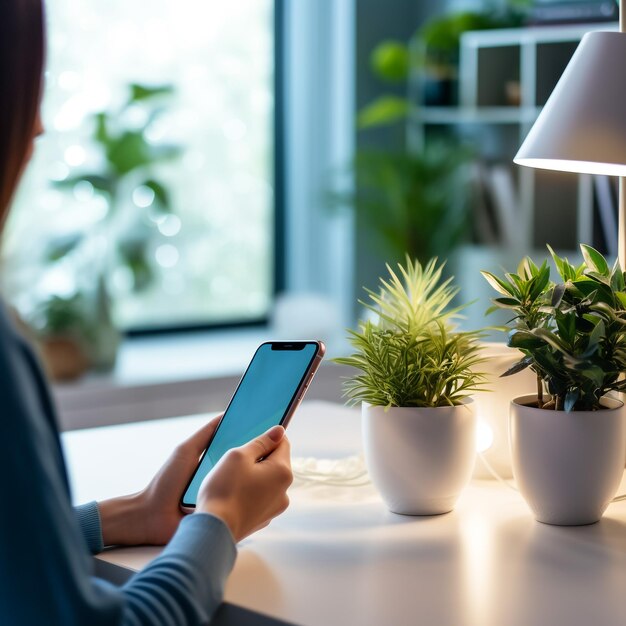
top-left (0, 302), bottom-right (237, 625)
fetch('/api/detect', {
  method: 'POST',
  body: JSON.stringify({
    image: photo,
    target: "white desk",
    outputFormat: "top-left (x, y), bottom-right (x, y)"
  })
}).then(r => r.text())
top-left (62, 401), bottom-right (626, 626)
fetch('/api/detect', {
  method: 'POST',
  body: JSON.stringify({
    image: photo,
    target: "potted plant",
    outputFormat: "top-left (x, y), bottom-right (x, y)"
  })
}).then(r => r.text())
top-left (357, 2), bottom-right (529, 121)
top-left (331, 144), bottom-right (472, 267)
top-left (25, 294), bottom-right (91, 381)
top-left (335, 257), bottom-right (486, 515)
top-left (483, 244), bottom-right (626, 525)
top-left (22, 82), bottom-right (182, 374)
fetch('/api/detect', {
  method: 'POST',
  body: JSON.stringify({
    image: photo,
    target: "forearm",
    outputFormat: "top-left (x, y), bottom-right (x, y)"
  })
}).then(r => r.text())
top-left (75, 496), bottom-right (147, 552)
top-left (98, 492), bottom-right (152, 547)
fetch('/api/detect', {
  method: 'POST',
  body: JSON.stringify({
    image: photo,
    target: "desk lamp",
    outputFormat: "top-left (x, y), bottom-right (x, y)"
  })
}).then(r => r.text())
top-left (514, 1), bottom-right (626, 265)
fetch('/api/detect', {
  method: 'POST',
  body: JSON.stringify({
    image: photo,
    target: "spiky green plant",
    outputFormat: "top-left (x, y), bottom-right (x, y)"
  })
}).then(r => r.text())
top-left (334, 257), bottom-right (487, 408)
top-left (483, 244), bottom-right (626, 411)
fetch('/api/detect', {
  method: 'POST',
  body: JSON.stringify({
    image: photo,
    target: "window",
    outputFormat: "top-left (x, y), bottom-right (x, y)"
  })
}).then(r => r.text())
top-left (4, 0), bottom-right (278, 331)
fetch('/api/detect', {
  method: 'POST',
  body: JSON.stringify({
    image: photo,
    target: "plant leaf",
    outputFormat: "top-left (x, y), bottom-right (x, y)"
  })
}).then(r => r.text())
top-left (616, 292), bottom-right (626, 309)
top-left (547, 244), bottom-right (566, 279)
top-left (529, 263), bottom-right (551, 300)
top-left (587, 318), bottom-right (605, 350)
top-left (580, 244), bottom-right (609, 276)
top-left (551, 283), bottom-right (566, 308)
top-left (501, 356), bottom-right (533, 377)
top-left (564, 389), bottom-right (579, 412)
top-left (493, 297), bottom-right (520, 308)
top-left (357, 96), bottom-right (408, 129)
top-left (532, 327), bottom-right (570, 355)
top-left (129, 83), bottom-right (173, 102)
top-left (481, 271), bottom-right (516, 297)
top-left (555, 311), bottom-right (575, 345)
top-left (508, 329), bottom-right (543, 350)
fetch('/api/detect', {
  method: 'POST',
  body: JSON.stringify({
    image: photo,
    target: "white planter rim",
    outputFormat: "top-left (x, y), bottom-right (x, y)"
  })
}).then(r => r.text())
top-left (363, 397), bottom-right (474, 412)
top-left (512, 393), bottom-right (623, 413)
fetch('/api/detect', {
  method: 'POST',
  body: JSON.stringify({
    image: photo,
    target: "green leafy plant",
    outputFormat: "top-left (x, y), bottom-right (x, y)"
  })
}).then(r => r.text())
top-left (482, 244), bottom-right (626, 411)
top-left (30, 294), bottom-right (91, 339)
top-left (51, 82), bottom-right (180, 292)
top-left (344, 6), bottom-right (527, 265)
top-left (24, 84), bottom-right (180, 369)
top-left (26, 83), bottom-right (181, 372)
top-left (335, 257), bottom-right (487, 408)
top-left (332, 144), bottom-right (471, 265)
top-left (417, 4), bottom-right (528, 58)
top-left (358, 2), bottom-right (529, 126)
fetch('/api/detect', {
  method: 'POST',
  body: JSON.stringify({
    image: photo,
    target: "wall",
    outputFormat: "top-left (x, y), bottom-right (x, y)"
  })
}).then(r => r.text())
top-left (354, 0), bottom-right (440, 313)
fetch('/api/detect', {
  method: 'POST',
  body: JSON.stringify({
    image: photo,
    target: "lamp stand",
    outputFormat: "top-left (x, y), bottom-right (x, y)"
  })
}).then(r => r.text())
top-left (618, 1), bottom-right (626, 443)
top-left (621, 179), bottom-right (626, 269)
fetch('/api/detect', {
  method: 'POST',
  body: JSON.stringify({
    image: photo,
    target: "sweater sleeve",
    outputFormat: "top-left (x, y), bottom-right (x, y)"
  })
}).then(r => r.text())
top-left (0, 304), bottom-right (237, 625)
top-left (75, 501), bottom-right (105, 554)
top-left (74, 502), bottom-right (238, 619)
top-left (72, 501), bottom-right (239, 621)
top-left (121, 514), bottom-right (237, 624)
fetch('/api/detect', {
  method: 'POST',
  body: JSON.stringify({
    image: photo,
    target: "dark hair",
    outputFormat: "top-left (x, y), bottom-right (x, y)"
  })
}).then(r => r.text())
top-left (0, 0), bottom-right (45, 220)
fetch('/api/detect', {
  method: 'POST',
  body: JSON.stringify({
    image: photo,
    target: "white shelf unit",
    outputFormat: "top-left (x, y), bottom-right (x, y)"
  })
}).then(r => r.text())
top-left (409, 21), bottom-right (619, 254)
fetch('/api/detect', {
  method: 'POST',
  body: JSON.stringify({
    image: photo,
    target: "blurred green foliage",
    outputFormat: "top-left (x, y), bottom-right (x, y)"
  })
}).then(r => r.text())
top-left (359, 1), bottom-right (529, 128)
top-left (334, 143), bottom-right (472, 265)
top-left (51, 82), bottom-right (180, 292)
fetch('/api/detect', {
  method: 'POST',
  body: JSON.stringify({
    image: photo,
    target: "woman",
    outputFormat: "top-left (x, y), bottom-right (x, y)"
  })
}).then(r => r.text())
top-left (0, 1), bottom-right (293, 624)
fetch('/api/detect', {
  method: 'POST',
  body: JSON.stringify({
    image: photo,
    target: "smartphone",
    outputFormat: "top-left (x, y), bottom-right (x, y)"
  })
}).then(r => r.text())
top-left (180, 340), bottom-right (325, 508)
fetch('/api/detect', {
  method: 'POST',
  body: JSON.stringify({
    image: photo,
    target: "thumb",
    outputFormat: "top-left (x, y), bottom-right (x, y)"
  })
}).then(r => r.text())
top-left (242, 425), bottom-right (285, 461)
top-left (178, 414), bottom-right (222, 457)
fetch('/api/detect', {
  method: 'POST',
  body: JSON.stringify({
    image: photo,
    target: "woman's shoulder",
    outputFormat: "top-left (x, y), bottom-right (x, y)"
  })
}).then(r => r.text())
top-left (0, 299), bottom-right (38, 369)
top-left (0, 297), bottom-right (54, 418)
top-left (0, 296), bottom-right (65, 469)
top-left (0, 299), bottom-right (25, 360)
top-left (0, 298), bottom-right (33, 345)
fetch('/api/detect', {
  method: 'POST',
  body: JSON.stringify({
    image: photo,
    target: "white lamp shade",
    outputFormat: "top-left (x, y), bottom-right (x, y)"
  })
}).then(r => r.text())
top-left (514, 31), bottom-right (626, 176)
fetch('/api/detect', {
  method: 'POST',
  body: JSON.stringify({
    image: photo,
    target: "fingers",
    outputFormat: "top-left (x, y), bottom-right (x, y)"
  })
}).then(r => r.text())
top-left (265, 435), bottom-right (291, 466)
top-left (241, 425), bottom-right (285, 461)
top-left (258, 438), bottom-right (293, 489)
top-left (179, 414), bottom-right (222, 456)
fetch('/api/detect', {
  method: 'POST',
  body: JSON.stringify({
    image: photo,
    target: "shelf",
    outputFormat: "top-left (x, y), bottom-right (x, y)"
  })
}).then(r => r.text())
top-left (410, 22), bottom-right (610, 254)
top-left (409, 106), bottom-right (540, 126)
top-left (461, 21), bottom-right (618, 49)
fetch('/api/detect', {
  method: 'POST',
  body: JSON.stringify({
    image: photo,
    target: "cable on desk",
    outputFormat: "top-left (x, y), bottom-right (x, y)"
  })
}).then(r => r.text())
top-left (291, 452), bottom-right (626, 502)
top-left (292, 454), bottom-right (371, 487)
top-left (477, 452), bottom-right (518, 491)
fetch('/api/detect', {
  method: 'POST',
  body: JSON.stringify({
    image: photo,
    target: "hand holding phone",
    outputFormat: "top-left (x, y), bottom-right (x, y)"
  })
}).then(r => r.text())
top-left (181, 340), bottom-right (325, 508)
top-left (195, 424), bottom-right (293, 542)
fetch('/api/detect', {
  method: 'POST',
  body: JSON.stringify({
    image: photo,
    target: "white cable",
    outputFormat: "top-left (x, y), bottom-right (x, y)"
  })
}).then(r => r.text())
top-left (292, 452), bottom-right (626, 504)
top-left (292, 454), bottom-right (371, 487)
top-left (477, 452), bottom-right (518, 491)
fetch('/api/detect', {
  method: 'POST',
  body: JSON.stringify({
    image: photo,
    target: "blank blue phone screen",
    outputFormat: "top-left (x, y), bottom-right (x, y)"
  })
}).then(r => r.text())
top-left (182, 343), bottom-right (317, 506)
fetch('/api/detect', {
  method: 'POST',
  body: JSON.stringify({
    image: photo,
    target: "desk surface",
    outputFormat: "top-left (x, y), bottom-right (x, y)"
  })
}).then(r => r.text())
top-left (62, 401), bottom-right (626, 626)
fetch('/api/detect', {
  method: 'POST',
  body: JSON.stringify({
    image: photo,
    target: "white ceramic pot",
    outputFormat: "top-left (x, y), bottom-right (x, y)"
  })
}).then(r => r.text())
top-left (362, 400), bottom-right (476, 515)
top-left (510, 394), bottom-right (626, 526)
